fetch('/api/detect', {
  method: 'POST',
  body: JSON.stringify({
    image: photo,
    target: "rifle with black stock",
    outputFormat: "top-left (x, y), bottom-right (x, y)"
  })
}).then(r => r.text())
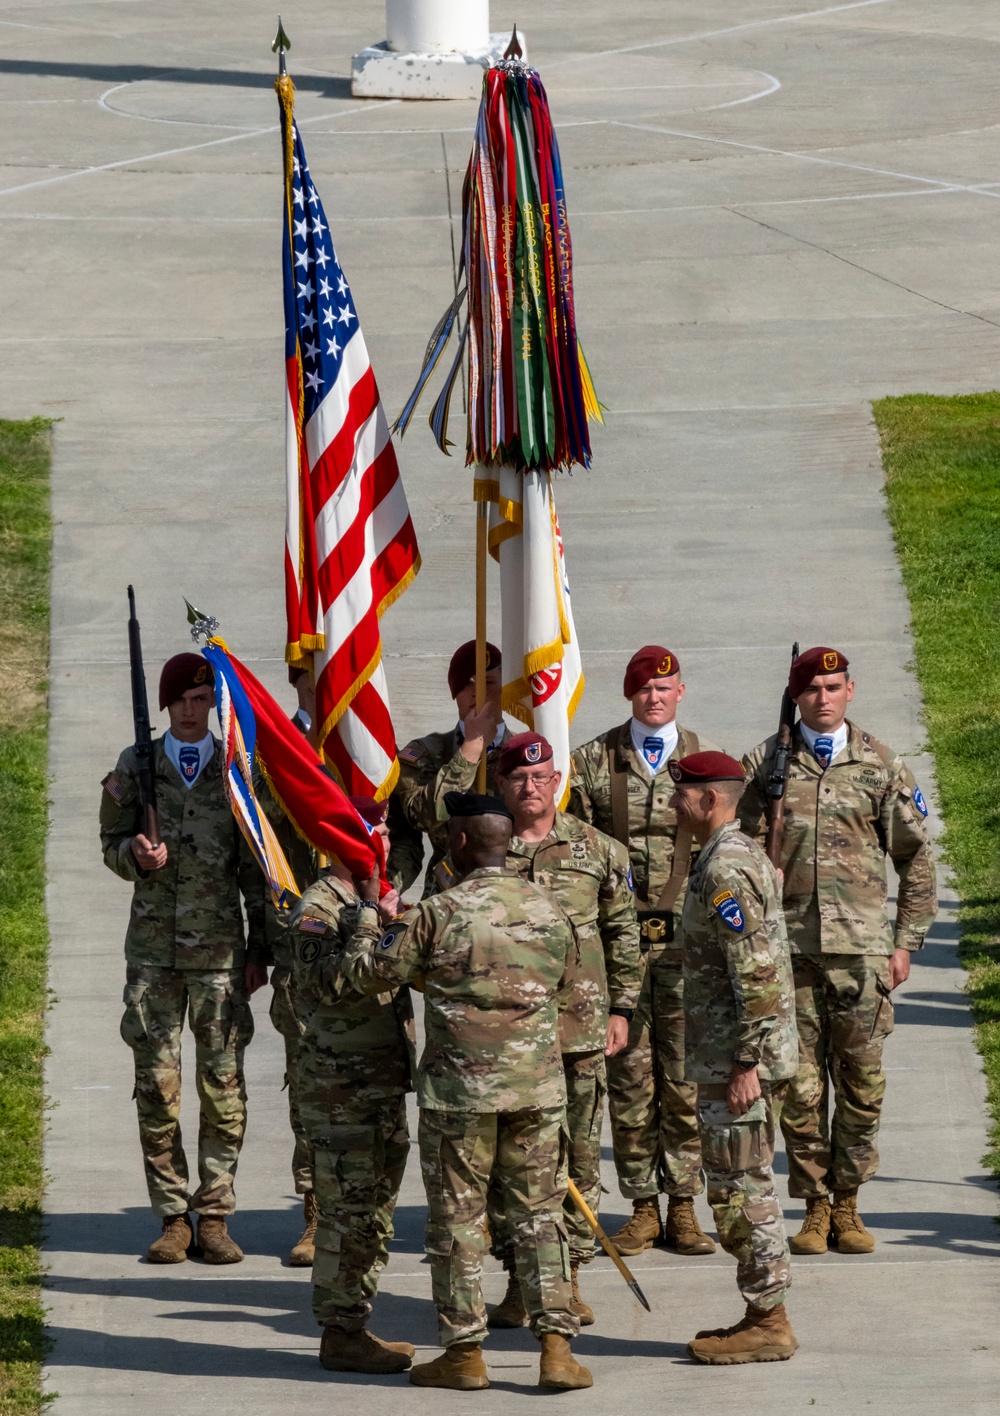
top-left (127, 585), bottom-right (161, 848)
top-left (764, 641), bottom-right (800, 869)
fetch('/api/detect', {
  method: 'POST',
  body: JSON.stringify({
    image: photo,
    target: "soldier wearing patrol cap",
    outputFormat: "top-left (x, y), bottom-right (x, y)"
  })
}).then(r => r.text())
top-left (569, 645), bottom-right (720, 1259)
top-left (387, 640), bottom-right (511, 897)
top-left (669, 751), bottom-right (799, 1365)
top-left (100, 653), bottom-right (266, 1265)
top-left (489, 732), bottom-right (643, 1330)
top-left (739, 647), bottom-right (937, 1256)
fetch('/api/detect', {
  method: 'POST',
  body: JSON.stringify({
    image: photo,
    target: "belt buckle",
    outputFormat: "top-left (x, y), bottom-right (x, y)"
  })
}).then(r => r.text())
top-left (641, 916), bottom-right (667, 944)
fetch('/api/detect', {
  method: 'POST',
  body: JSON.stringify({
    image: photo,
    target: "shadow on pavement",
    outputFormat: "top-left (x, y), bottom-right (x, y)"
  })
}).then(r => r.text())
top-left (0, 59), bottom-right (353, 98)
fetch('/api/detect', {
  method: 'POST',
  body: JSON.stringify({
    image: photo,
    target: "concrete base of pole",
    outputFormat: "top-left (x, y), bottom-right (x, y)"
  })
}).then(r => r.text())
top-left (351, 30), bottom-right (527, 100)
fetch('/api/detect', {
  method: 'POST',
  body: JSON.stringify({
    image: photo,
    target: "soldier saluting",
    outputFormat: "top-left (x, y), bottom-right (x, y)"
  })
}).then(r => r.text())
top-left (569, 645), bottom-right (718, 1258)
top-left (739, 647), bottom-right (937, 1255)
top-left (100, 648), bottom-right (266, 1264)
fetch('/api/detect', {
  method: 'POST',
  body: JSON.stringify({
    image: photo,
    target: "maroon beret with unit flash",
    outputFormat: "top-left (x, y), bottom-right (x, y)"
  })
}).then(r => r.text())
top-left (788, 646), bottom-right (850, 700)
top-left (623, 645), bottom-right (680, 699)
top-left (349, 795), bottom-right (389, 829)
top-left (447, 640), bottom-right (502, 699)
top-left (158, 653), bottom-right (215, 711)
top-left (668, 751), bottom-right (745, 785)
top-left (497, 732), bottom-right (553, 776)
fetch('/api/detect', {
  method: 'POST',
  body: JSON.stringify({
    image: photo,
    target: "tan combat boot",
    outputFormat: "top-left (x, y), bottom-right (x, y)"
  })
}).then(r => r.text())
top-left (609, 1197), bottom-right (661, 1255)
top-left (319, 1326), bottom-right (413, 1374)
top-left (569, 1262), bottom-right (594, 1326)
top-left (688, 1303), bottom-right (799, 1365)
top-left (831, 1189), bottom-right (875, 1254)
top-left (789, 1196), bottom-right (832, 1255)
top-left (289, 1191), bottom-right (318, 1267)
top-left (664, 1197), bottom-right (716, 1256)
top-left (195, 1215), bottom-right (244, 1264)
top-left (538, 1333), bottom-right (593, 1390)
top-left (409, 1344), bottom-right (490, 1391)
top-left (145, 1214), bottom-right (192, 1264)
top-left (488, 1269), bottom-right (528, 1328)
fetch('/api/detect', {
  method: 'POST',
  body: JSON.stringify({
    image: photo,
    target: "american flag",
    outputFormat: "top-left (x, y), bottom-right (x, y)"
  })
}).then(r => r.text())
top-left (277, 80), bottom-right (420, 798)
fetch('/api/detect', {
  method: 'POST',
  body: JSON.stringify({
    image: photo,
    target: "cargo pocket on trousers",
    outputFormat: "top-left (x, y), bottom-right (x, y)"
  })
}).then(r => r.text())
top-left (871, 975), bottom-right (895, 1043)
top-left (119, 982), bottom-right (148, 1050)
top-left (698, 1096), bottom-right (768, 1176)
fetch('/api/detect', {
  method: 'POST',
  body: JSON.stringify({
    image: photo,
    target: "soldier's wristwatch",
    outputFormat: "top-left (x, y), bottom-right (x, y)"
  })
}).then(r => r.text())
top-left (735, 1058), bottom-right (758, 1071)
top-left (357, 899), bottom-right (380, 914)
top-left (609, 1007), bottom-right (635, 1022)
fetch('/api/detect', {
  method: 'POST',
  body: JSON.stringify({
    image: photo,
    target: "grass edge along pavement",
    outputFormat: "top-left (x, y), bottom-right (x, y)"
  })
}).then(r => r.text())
top-left (0, 418), bottom-right (54, 1415)
top-left (875, 391), bottom-right (1000, 1184)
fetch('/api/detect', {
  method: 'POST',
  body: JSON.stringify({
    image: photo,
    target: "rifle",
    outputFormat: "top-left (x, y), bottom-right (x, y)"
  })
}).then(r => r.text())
top-left (127, 586), bottom-right (160, 847)
top-left (764, 641), bottom-right (799, 869)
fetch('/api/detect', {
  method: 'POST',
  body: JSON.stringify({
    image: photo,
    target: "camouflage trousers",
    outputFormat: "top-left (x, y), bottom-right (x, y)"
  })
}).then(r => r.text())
top-left (698, 1083), bottom-right (791, 1311)
top-left (306, 1093), bottom-right (409, 1331)
top-left (269, 968), bottom-right (314, 1194)
top-left (489, 1050), bottom-right (606, 1266)
top-left (119, 965), bottom-right (254, 1218)
top-left (607, 954), bottom-right (703, 1200)
top-left (421, 1105), bottom-right (577, 1347)
top-left (782, 953), bottom-right (894, 1198)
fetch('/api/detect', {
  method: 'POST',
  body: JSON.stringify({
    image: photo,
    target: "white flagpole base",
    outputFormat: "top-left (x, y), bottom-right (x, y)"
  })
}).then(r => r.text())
top-left (352, 31), bottom-right (527, 101)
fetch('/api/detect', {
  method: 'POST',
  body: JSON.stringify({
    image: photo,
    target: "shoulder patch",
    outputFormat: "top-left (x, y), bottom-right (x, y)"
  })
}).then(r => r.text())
top-left (626, 865), bottom-right (634, 892)
top-left (297, 916), bottom-right (328, 935)
top-left (103, 773), bottom-right (126, 804)
top-left (712, 889), bottom-right (745, 933)
top-left (398, 745), bottom-right (423, 765)
top-left (913, 785), bottom-right (928, 817)
top-left (379, 930), bottom-right (397, 951)
top-left (299, 937), bottom-right (322, 964)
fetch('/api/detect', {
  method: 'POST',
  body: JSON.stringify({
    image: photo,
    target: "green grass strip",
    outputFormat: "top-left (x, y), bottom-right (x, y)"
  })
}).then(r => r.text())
top-left (875, 391), bottom-right (1000, 1180)
top-left (0, 417), bottom-right (53, 1414)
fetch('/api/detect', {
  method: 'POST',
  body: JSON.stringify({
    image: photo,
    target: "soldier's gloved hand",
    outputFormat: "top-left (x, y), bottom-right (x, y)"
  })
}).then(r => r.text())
top-left (353, 863), bottom-right (381, 904)
top-left (131, 834), bottom-right (167, 871)
top-left (243, 963), bottom-right (268, 995)
top-left (889, 947), bottom-right (911, 990)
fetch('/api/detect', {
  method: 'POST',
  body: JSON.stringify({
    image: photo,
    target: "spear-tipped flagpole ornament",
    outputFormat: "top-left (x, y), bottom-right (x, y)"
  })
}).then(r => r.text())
top-left (397, 44), bottom-right (601, 794)
top-left (272, 15), bottom-right (291, 76)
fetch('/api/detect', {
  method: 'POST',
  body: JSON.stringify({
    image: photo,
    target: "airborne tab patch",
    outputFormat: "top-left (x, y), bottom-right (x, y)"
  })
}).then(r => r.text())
top-left (713, 889), bottom-right (745, 933)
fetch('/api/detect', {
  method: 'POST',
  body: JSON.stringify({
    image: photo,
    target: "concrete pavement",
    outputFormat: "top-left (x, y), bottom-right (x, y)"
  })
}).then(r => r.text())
top-left (2, 0), bottom-right (999, 1409)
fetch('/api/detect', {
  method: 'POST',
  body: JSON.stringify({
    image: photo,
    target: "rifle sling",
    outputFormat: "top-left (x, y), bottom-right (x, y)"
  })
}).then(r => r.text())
top-left (609, 724), bottom-right (699, 915)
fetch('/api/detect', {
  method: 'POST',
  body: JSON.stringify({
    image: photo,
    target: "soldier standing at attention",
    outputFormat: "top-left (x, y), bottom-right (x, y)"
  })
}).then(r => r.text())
top-left (288, 795), bottom-right (415, 1376)
top-left (490, 733), bottom-right (643, 1330)
top-left (339, 793), bottom-right (592, 1394)
top-left (387, 640), bottom-right (510, 895)
top-left (100, 653), bottom-right (266, 1264)
top-left (569, 644), bottom-right (718, 1258)
top-left (740, 647), bottom-right (937, 1255)
top-left (668, 751), bottom-right (799, 1365)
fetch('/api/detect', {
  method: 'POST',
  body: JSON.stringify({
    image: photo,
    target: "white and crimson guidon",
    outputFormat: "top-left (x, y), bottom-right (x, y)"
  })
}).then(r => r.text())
top-left (277, 76), bottom-right (420, 798)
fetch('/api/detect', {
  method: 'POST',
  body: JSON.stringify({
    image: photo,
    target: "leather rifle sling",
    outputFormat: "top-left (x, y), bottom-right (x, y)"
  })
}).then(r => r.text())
top-left (654, 729), bottom-right (700, 913)
top-left (608, 723), bottom-right (631, 848)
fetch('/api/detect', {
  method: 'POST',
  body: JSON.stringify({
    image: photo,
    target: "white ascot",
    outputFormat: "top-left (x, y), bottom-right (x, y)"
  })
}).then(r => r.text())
top-left (631, 717), bottom-right (679, 776)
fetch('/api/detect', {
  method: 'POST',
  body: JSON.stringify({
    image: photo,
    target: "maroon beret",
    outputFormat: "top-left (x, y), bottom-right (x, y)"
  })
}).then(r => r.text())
top-left (623, 645), bottom-right (680, 699)
top-left (497, 732), bottom-right (553, 776)
top-left (788, 646), bottom-right (850, 700)
top-left (447, 640), bottom-right (502, 699)
top-left (668, 751), bottom-right (745, 785)
top-left (158, 653), bottom-right (214, 711)
top-left (349, 794), bottom-right (388, 829)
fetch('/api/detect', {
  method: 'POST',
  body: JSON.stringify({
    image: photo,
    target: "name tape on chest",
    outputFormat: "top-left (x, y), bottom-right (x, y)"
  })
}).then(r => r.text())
top-left (712, 889), bottom-right (745, 934)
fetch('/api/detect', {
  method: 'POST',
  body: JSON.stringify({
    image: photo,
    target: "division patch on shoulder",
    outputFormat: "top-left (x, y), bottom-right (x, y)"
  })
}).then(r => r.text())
top-left (913, 785), bottom-right (928, 817)
top-left (298, 916), bottom-right (328, 935)
top-left (379, 931), bottom-right (397, 951)
top-left (299, 938), bottom-right (322, 965)
top-left (712, 889), bottom-right (745, 933)
top-left (103, 773), bottom-right (126, 804)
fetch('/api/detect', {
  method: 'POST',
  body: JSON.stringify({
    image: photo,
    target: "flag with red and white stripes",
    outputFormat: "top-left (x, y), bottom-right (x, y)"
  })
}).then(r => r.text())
top-left (277, 78), bottom-right (420, 798)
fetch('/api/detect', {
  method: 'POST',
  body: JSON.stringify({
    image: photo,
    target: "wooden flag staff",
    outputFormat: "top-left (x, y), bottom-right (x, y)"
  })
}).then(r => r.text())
top-left (475, 500), bottom-right (489, 792)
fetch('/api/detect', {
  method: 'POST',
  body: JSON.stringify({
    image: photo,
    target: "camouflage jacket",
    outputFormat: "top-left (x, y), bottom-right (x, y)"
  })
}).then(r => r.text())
top-left (739, 720), bottom-right (937, 956)
top-left (337, 866), bottom-right (575, 1113)
top-left (569, 721), bottom-right (720, 961)
top-left (681, 820), bottom-right (797, 1084)
top-left (388, 724), bottom-right (511, 897)
top-left (99, 737), bottom-right (266, 970)
top-left (507, 811), bottom-right (643, 1053)
top-left (288, 874), bottom-right (414, 1094)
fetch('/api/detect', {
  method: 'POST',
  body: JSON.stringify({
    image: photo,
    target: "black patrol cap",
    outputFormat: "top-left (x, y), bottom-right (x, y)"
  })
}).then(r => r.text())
top-left (444, 790), bottom-right (514, 823)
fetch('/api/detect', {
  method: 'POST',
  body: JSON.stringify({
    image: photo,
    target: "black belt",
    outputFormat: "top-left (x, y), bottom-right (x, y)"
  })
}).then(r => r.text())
top-left (636, 910), bottom-right (674, 950)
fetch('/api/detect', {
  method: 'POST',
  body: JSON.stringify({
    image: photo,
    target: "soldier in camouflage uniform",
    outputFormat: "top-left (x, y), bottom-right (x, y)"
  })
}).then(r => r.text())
top-left (387, 640), bottom-right (511, 895)
top-left (569, 644), bottom-right (718, 1258)
top-left (339, 792), bottom-right (593, 1393)
top-left (668, 751), bottom-right (799, 1365)
top-left (100, 653), bottom-right (266, 1265)
top-left (740, 647), bottom-right (937, 1255)
top-left (287, 795), bottom-right (416, 1376)
top-left (487, 732), bottom-right (642, 1331)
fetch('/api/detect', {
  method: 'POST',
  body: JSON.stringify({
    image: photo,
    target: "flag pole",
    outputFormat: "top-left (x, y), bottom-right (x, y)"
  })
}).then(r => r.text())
top-left (475, 497), bottom-right (488, 792)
